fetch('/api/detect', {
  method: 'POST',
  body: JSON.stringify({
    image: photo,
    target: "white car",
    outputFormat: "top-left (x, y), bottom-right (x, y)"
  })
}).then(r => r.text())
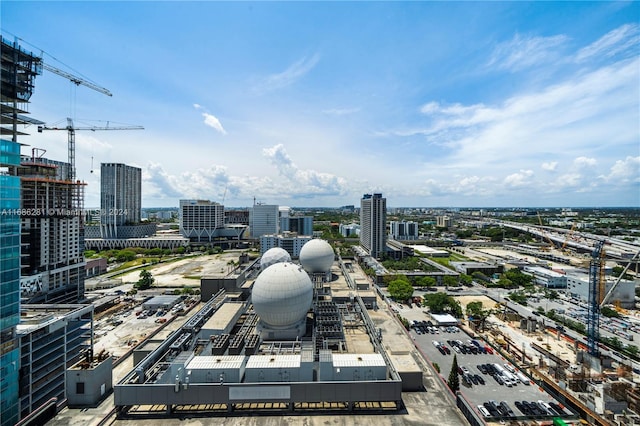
top-left (477, 405), bottom-right (490, 417)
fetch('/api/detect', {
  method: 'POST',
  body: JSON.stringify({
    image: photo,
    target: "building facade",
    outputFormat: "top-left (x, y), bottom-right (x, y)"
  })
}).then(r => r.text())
top-left (260, 234), bottom-right (312, 257)
top-left (250, 204), bottom-right (279, 238)
top-left (360, 193), bottom-right (386, 259)
top-left (339, 223), bottom-right (360, 238)
top-left (0, 139), bottom-right (23, 426)
top-left (566, 274), bottom-right (635, 309)
top-left (523, 266), bottom-right (567, 289)
top-left (18, 156), bottom-right (86, 304)
top-left (280, 216), bottom-right (313, 236)
top-left (100, 163), bottom-right (142, 238)
top-left (179, 199), bottom-right (225, 242)
top-left (17, 305), bottom-right (93, 419)
top-left (389, 221), bottom-right (419, 240)
top-left (436, 216), bottom-right (452, 228)
top-left (1, 35), bottom-right (44, 426)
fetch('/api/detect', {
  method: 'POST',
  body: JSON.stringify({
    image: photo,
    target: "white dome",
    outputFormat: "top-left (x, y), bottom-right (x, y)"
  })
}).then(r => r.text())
top-left (260, 247), bottom-right (291, 269)
top-left (299, 239), bottom-right (334, 273)
top-left (252, 262), bottom-right (313, 328)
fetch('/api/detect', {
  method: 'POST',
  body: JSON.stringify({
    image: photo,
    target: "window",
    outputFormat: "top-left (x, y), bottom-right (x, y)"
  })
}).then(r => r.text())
top-left (76, 382), bottom-right (85, 394)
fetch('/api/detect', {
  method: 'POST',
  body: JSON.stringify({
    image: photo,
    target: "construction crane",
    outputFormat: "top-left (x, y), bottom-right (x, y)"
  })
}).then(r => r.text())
top-left (561, 222), bottom-right (577, 253)
top-left (38, 118), bottom-right (144, 181)
top-left (41, 62), bottom-right (112, 97)
top-left (537, 211), bottom-right (555, 251)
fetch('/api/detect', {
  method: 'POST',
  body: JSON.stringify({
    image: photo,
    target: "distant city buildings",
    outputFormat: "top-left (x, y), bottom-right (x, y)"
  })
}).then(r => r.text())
top-left (250, 203), bottom-right (279, 238)
top-left (389, 220), bottom-right (419, 240)
top-left (360, 193), bottom-right (386, 259)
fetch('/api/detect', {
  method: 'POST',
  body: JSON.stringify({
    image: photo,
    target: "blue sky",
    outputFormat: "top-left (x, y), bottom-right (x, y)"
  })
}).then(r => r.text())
top-left (2, 1), bottom-right (639, 208)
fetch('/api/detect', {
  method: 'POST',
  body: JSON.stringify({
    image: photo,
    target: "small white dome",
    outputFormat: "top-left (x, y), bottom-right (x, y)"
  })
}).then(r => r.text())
top-left (299, 239), bottom-right (334, 273)
top-left (260, 247), bottom-right (291, 269)
top-left (252, 262), bottom-right (313, 328)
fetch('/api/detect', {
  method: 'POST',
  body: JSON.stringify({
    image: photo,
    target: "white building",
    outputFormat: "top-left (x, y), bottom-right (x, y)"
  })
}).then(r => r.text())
top-left (360, 193), bottom-right (386, 259)
top-left (339, 223), bottom-right (360, 237)
top-left (523, 266), bottom-right (567, 289)
top-left (566, 273), bottom-right (636, 309)
top-left (436, 216), bottom-right (452, 228)
top-left (389, 221), bottom-right (419, 240)
top-left (260, 233), bottom-right (312, 257)
top-left (250, 204), bottom-right (279, 238)
top-left (179, 199), bottom-right (225, 243)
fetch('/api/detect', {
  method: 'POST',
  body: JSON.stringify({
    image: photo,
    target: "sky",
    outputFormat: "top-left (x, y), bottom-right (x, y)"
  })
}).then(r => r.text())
top-left (2, 1), bottom-right (639, 208)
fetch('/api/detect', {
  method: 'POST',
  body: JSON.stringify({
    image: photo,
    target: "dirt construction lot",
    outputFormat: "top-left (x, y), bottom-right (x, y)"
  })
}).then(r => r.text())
top-left (117, 252), bottom-right (251, 287)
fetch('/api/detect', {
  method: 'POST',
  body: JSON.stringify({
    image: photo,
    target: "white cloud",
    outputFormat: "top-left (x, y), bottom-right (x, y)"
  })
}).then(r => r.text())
top-left (202, 113), bottom-right (227, 135)
top-left (573, 156), bottom-right (597, 168)
top-left (487, 33), bottom-right (569, 72)
top-left (541, 161), bottom-right (558, 172)
top-left (255, 53), bottom-right (320, 93)
top-left (576, 23), bottom-right (640, 62)
top-left (504, 170), bottom-right (534, 189)
top-left (600, 156), bottom-right (640, 184)
top-left (262, 144), bottom-right (348, 197)
top-left (192, 104), bottom-right (226, 135)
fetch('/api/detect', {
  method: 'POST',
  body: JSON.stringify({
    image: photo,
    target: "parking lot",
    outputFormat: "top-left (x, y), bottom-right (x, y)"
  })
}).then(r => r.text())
top-left (399, 306), bottom-right (575, 422)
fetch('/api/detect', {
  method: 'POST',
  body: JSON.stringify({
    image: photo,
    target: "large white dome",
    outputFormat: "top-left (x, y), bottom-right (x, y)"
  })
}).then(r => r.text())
top-left (260, 247), bottom-right (291, 269)
top-left (299, 239), bottom-right (334, 273)
top-left (252, 262), bottom-right (313, 328)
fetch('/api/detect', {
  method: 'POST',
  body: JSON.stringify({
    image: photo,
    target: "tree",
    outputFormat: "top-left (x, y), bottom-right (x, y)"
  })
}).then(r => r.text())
top-left (388, 278), bottom-right (414, 302)
top-left (424, 292), bottom-right (463, 318)
top-left (136, 269), bottom-right (155, 290)
top-left (448, 355), bottom-right (460, 392)
top-left (466, 301), bottom-right (493, 331)
top-left (601, 306), bottom-right (621, 318)
top-left (459, 274), bottom-right (473, 286)
top-left (443, 275), bottom-right (458, 287)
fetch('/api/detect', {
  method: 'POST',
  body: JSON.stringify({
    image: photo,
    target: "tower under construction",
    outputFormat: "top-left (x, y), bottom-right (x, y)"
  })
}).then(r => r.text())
top-left (18, 150), bottom-right (86, 304)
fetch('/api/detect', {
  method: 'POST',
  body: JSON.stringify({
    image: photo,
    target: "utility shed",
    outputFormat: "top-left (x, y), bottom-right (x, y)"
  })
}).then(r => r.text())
top-left (330, 353), bottom-right (387, 381)
top-left (142, 295), bottom-right (181, 311)
top-left (185, 355), bottom-right (246, 383)
top-left (198, 302), bottom-right (244, 339)
top-left (244, 354), bottom-right (303, 382)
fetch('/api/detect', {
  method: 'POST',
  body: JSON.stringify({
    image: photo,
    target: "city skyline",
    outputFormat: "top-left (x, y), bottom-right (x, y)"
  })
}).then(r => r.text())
top-left (2, 2), bottom-right (638, 208)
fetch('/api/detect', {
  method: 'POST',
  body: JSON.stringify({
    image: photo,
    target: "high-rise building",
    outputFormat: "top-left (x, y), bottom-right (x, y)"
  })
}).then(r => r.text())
top-left (280, 216), bottom-right (313, 236)
top-left (100, 163), bottom-right (141, 238)
top-left (179, 199), bottom-right (225, 243)
top-left (360, 193), bottom-right (387, 259)
top-left (18, 155), bottom-right (86, 304)
top-left (250, 204), bottom-right (279, 238)
top-left (1, 36), bottom-right (43, 426)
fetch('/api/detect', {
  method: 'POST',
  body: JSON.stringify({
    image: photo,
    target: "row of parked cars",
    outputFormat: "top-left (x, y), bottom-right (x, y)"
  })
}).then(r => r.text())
top-left (477, 362), bottom-right (530, 387)
top-left (457, 365), bottom-right (486, 387)
top-left (514, 400), bottom-right (567, 417)
top-left (477, 400), bottom-right (515, 418)
top-left (446, 338), bottom-right (493, 355)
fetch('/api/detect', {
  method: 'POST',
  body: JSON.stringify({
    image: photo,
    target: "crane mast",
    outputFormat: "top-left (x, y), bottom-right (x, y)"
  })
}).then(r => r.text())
top-left (587, 240), bottom-right (605, 356)
top-left (38, 118), bottom-right (144, 181)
